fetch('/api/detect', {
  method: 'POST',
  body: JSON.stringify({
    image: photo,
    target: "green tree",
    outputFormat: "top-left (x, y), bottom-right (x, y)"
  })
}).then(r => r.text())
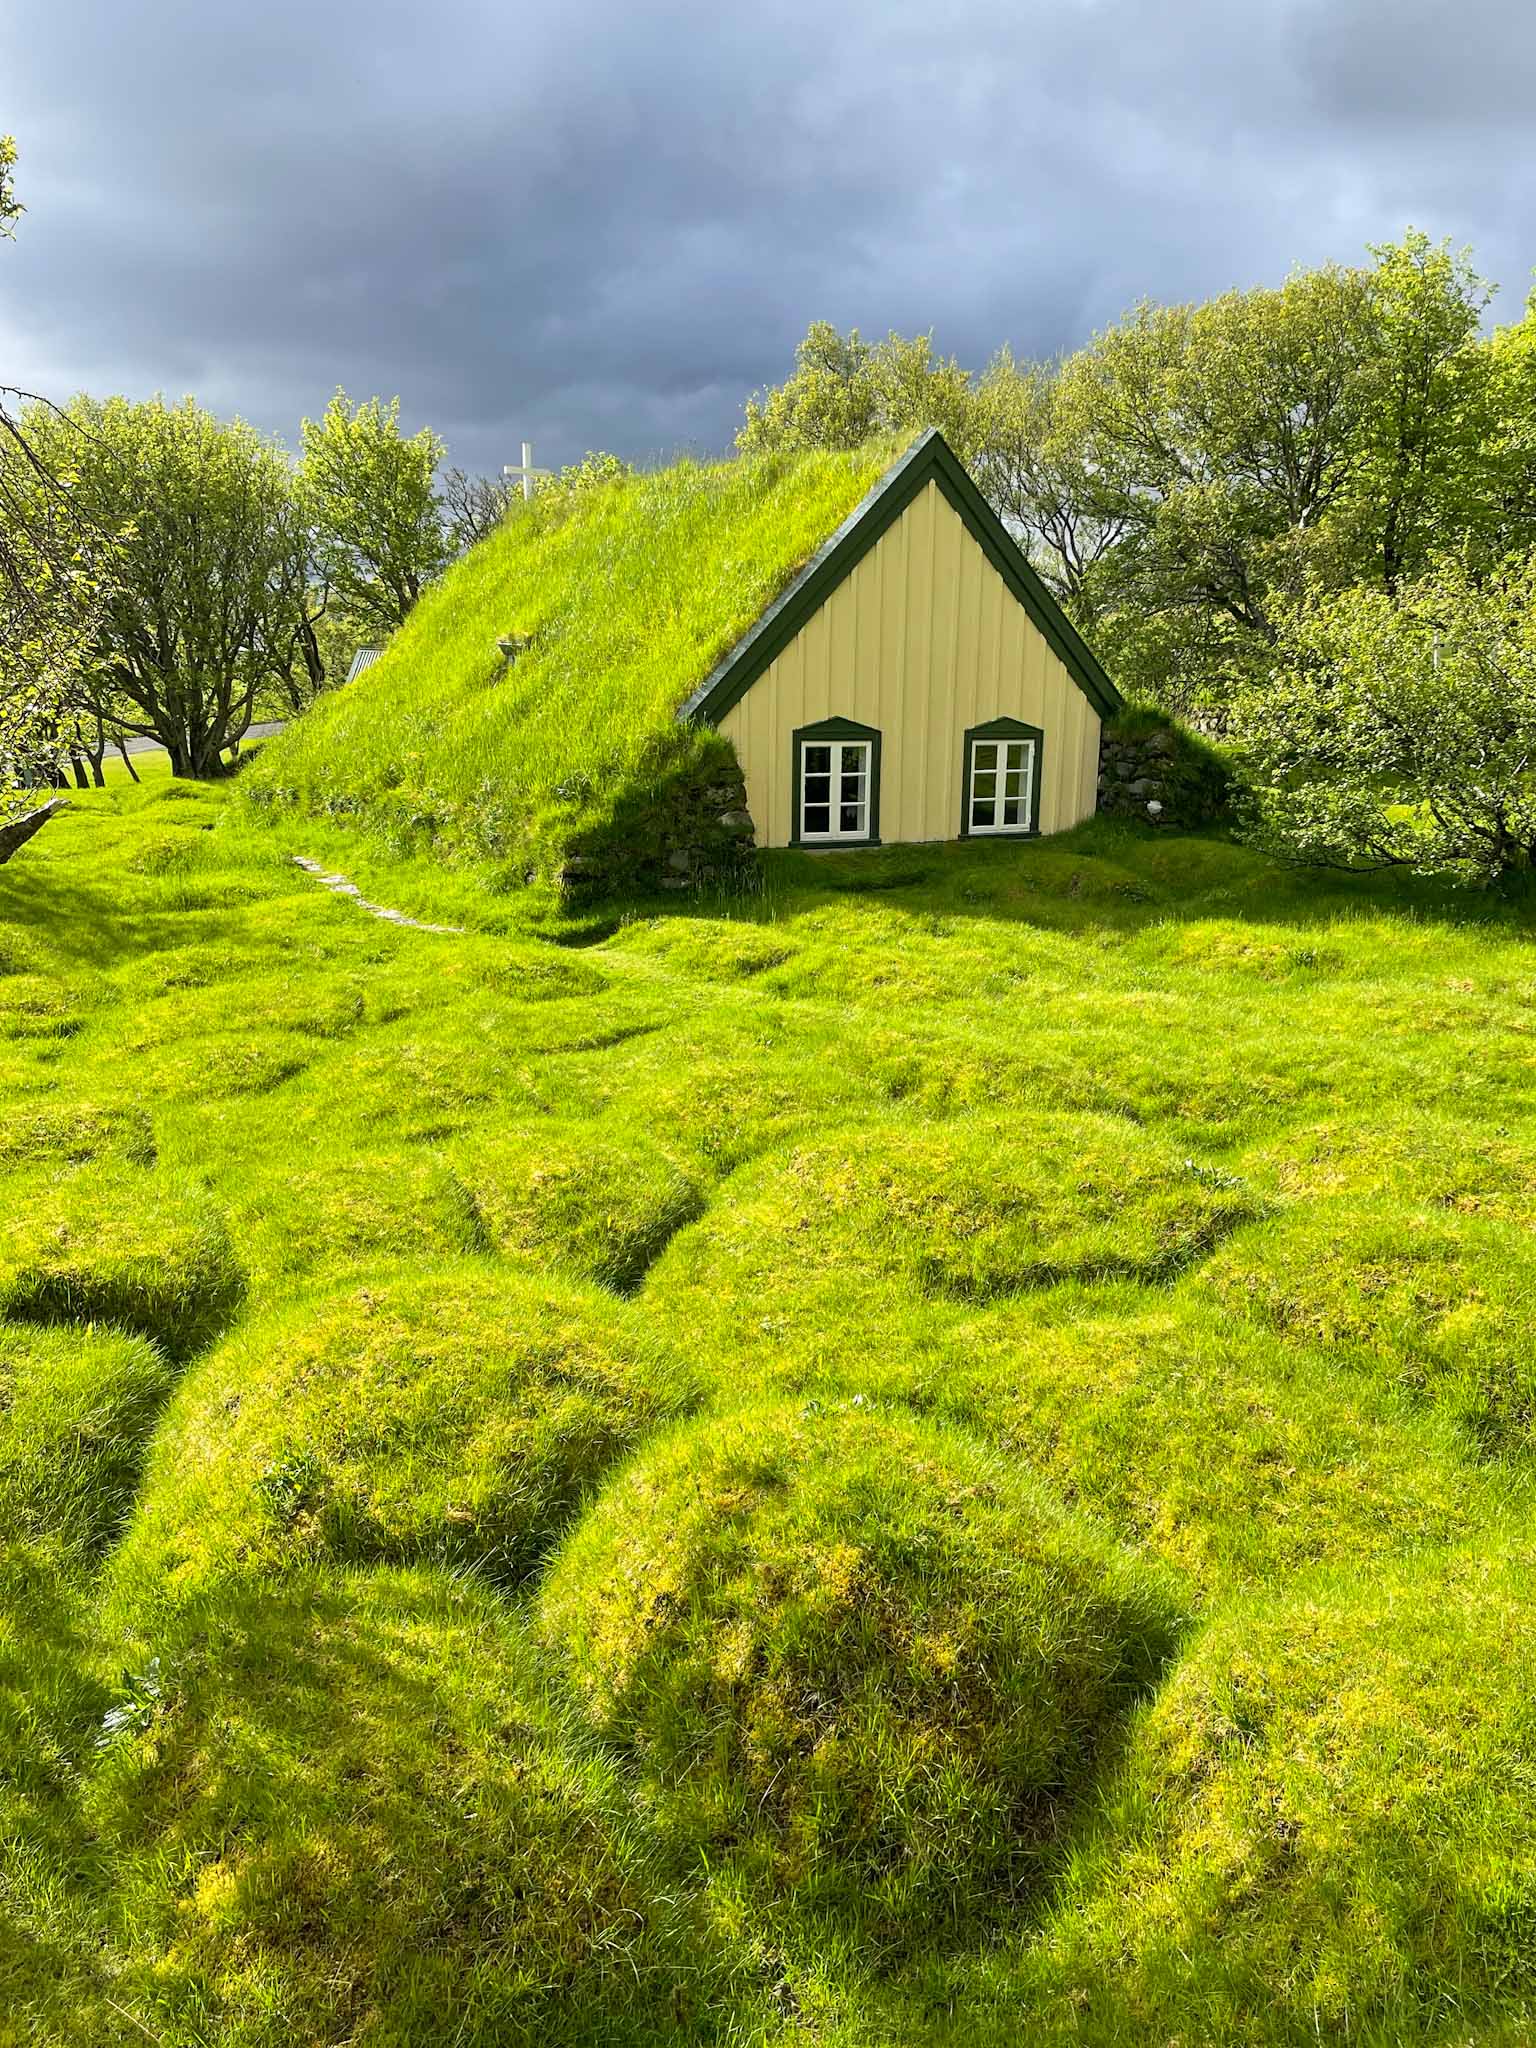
top-left (1482, 289), bottom-right (1536, 562)
top-left (1347, 232), bottom-right (1495, 593)
top-left (969, 349), bottom-right (1133, 607)
top-left (738, 323), bottom-right (978, 459)
top-left (298, 392), bottom-right (449, 637)
top-left (1237, 553), bottom-right (1536, 881)
top-left (1, 138), bottom-right (111, 803)
top-left (0, 134), bottom-right (21, 237)
top-left (25, 396), bottom-right (297, 777)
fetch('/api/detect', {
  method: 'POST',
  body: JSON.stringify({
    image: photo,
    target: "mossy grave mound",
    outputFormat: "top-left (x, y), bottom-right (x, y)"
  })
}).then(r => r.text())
top-left (800, 1116), bottom-right (1268, 1298)
top-left (0, 1542), bottom-right (115, 2048)
top-left (540, 1401), bottom-right (1184, 1961)
top-left (0, 1102), bottom-right (155, 1174)
top-left (0, 1324), bottom-right (175, 1562)
top-left (0, 1167), bottom-right (244, 1361)
top-left (89, 1571), bottom-right (727, 2048)
top-left (1198, 1202), bottom-right (1536, 1454)
top-left (106, 1261), bottom-right (699, 1632)
top-left (1007, 1541), bottom-right (1536, 2044)
top-left (927, 1296), bottom-right (1505, 1598)
top-left (215, 1146), bottom-right (488, 1289)
top-left (450, 1122), bottom-right (705, 1291)
top-left (655, 1115), bottom-right (1267, 1315)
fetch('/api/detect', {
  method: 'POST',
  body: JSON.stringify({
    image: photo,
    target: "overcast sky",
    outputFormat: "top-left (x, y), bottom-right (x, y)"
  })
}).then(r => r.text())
top-left (4, 0), bottom-right (1534, 476)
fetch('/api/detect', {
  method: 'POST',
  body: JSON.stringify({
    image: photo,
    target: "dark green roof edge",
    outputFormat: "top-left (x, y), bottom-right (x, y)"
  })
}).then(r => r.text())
top-left (677, 428), bottom-right (1123, 729)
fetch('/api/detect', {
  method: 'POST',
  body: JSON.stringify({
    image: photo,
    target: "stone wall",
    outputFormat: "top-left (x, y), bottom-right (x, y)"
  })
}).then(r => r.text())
top-left (1096, 720), bottom-right (1231, 829)
top-left (557, 742), bottom-right (757, 900)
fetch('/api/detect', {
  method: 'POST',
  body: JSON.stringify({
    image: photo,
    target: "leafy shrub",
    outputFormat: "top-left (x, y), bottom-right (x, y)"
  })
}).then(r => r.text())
top-left (1011, 1541), bottom-right (1536, 2043)
top-left (450, 1123), bottom-right (704, 1291)
top-left (105, 1261), bottom-right (699, 1630)
top-left (0, 1325), bottom-right (175, 1559)
top-left (89, 1570), bottom-right (729, 2047)
top-left (1198, 1203), bottom-right (1536, 1453)
top-left (539, 1400), bottom-right (1184, 1960)
top-left (0, 1168), bottom-right (244, 1361)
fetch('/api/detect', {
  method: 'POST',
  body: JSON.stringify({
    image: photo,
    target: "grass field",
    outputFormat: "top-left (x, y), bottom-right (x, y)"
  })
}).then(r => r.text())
top-left (3, 772), bottom-right (1535, 2046)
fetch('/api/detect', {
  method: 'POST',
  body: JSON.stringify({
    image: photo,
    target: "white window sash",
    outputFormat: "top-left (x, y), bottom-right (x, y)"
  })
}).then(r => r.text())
top-left (801, 739), bottom-right (872, 842)
top-left (969, 737), bottom-right (1034, 834)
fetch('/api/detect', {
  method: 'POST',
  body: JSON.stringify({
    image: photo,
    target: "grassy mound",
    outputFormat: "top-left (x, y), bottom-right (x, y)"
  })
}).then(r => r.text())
top-left (0, 1543), bottom-right (114, 2048)
top-left (0, 1325), bottom-right (175, 1561)
top-left (0, 1103), bottom-right (155, 1172)
top-left (216, 1146), bottom-right (489, 1289)
top-left (106, 1262), bottom-right (699, 1629)
top-left (641, 1117), bottom-right (1267, 1397)
top-left (1242, 1107), bottom-right (1536, 1218)
top-left (0, 1167), bottom-right (244, 1361)
top-left (243, 444), bottom-right (895, 880)
top-left (1003, 1540), bottom-right (1536, 2044)
top-left (88, 1570), bottom-right (729, 2048)
top-left (762, 1117), bottom-right (1265, 1299)
top-left (1198, 1203), bottom-right (1536, 1453)
top-left (925, 1295), bottom-right (1505, 1597)
top-left (450, 1122), bottom-right (704, 1291)
top-left (540, 1400), bottom-right (1184, 1960)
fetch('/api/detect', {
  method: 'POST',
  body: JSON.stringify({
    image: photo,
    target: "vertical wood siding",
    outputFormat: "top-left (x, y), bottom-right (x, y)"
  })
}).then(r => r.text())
top-left (717, 480), bottom-right (1103, 848)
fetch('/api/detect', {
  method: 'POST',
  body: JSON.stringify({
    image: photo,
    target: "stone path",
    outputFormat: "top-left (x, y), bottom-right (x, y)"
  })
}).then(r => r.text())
top-left (290, 855), bottom-right (463, 934)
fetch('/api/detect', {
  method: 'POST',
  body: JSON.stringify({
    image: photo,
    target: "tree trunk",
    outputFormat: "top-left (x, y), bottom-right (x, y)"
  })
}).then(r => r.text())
top-left (69, 755), bottom-right (92, 791)
top-left (116, 740), bottom-right (141, 784)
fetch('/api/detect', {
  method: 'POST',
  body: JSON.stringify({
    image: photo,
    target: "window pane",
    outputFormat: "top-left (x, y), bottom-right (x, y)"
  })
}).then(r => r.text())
top-left (973, 771), bottom-right (997, 800)
top-left (803, 803), bottom-right (831, 835)
top-left (1004, 743), bottom-right (1026, 773)
top-left (840, 769), bottom-right (865, 803)
top-left (1004, 771), bottom-right (1023, 799)
top-left (972, 798), bottom-right (996, 828)
top-left (804, 772), bottom-right (831, 802)
top-left (839, 802), bottom-right (865, 832)
top-left (974, 742), bottom-right (998, 772)
top-left (805, 745), bottom-right (831, 775)
top-left (1003, 797), bottom-right (1022, 825)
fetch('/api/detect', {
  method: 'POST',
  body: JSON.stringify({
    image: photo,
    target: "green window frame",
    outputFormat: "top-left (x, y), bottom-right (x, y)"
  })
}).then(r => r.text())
top-left (791, 716), bottom-right (882, 847)
top-left (960, 718), bottom-right (1043, 838)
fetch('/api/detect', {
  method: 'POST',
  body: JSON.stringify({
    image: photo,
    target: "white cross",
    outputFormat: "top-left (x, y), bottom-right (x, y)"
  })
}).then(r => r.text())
top-left (503, 440), bottom-right (554, 502)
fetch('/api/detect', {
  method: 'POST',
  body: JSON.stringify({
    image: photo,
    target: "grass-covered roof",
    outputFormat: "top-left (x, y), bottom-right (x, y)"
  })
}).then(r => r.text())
top-left (247, 443), bottom-right (899, 880)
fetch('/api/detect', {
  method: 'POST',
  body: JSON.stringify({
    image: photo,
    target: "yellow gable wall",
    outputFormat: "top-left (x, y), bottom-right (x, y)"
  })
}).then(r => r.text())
top-left (716, 479), bottom-right (1102, 848)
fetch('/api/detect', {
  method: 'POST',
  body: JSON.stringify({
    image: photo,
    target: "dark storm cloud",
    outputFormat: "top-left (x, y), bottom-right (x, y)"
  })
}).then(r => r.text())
top-left (4, 0), bottom-right (1535, 474)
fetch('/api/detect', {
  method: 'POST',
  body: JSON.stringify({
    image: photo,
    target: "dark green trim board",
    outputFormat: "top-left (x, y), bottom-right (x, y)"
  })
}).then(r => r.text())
top-left (677, 429), bottom-right (1123, 730)
top-left (790, 716), bottom-right (882, 848)
top-left (960, 717), bottom-right (1044, 839)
